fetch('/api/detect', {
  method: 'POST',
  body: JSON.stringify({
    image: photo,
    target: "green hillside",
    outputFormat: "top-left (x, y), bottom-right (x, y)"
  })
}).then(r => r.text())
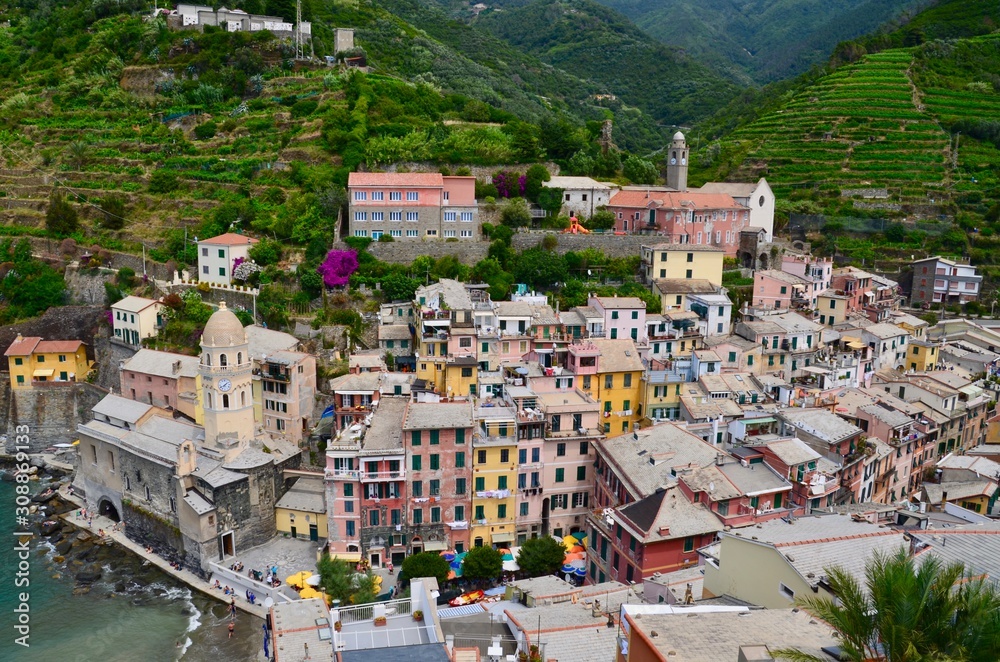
top-left (590, 0), bottom-right (925, 84)
top-left (434, 0), bottom-right (743, 130)
top-left (690, 35), bottom-right (1000, 267)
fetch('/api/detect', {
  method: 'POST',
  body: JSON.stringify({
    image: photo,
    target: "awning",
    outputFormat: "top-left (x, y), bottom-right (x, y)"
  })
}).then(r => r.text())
top-left (423, 540), bottom-right (448, 551)
top-left (490, 532), bottom-right (515, 543)
top-left (802, 366), bottom-right (830, 375)
top-left (329, 551), bottom-right (362, 562)
top-left (846, 341), bottom-right (866, 349)
top-left (33, 369), bottom-right (54, 377)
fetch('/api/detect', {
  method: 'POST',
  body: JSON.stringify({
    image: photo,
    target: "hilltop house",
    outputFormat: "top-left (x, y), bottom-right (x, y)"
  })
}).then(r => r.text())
top-left (197, 233), bottom-right (258, 287)
top-left (347, 173), bottom-right (479, 241)
top-left (5, 335), bottom-right (92, 388)
top-left (910, 256), bottom-right (982, 306)
top-left (542, 176), bottom-right (612, 218)
top-left (111, 296), bottom-right (164, 348)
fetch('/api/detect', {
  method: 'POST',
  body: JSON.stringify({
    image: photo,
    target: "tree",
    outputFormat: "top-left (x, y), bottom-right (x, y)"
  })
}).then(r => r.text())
top-left (99, 194), bottom-right (127, 230)
top-left (774, 548), bottom-right (1000, 662)
top-left (317, 554), bottom-right (378, 605)
top-left (381, 272), bottom-right (420, 302)
top-left (524, 164), bottom-right (551, 203)
top-left (46, 191), bottom-right (79, 236)
top-left (588, 209), bottom-right (616, 230)
top-left (462, 546), bottom-right (503, 583)
top-left (400, 552), bottom-right (451, 585)
top-left (318, 249), bottom-right (359, 289)
top-left (516, 536), bottom-right (566, 578)
top-left (249, 238), bottom-right (283, 266)
top-left (500, 198), bottom-right (532, 229)
top-left (514, 248), bottom-right (568, 290)
top-left (623, 156), bottom-right (658, 185)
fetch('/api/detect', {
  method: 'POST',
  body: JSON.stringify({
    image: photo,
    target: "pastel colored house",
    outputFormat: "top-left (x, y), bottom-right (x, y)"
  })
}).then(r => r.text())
top-left (752, 270), bottom-right (812, 311)
top-left (699, 177), bottom-right (775, 241)
top-left (5, 335), bottom-right (92, 388)
top-left (543, 176), bottom-right (612, 218)
top-left (275, 475), bottom-right (328, 542)
top-left (120, 349), bottom-right (202, 422)
top-left (642, 243), bottom-right (725, 286)
top-left (112, 296), bottom-right (165, 347)
top-left (347, 172), bottom-right (479, 241)
top-left (588, 295), bottom-right (646, 343)
top-left (607, 190), bottom-right (750, 256)
top-left (197, 233), bottom-right (258, 287)
top-left (910, 256), bottom-right (982, 306)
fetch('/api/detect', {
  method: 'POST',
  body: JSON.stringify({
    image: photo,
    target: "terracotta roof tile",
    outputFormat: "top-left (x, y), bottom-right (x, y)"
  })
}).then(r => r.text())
top-left (609, 190), bottom-right (746, 210)
top-left (4, 336), bottom-right (41, 356)
top-left (35, 340), bottom-right (84, 353)
top-left (348, 172), bottom-right (444, 187)
top-left (199, 233), bottom-right (259, 246)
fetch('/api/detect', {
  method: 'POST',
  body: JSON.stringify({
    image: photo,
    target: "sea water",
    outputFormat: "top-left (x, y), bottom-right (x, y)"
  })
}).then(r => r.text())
top-left (0, 479), bottom-right (264, 661)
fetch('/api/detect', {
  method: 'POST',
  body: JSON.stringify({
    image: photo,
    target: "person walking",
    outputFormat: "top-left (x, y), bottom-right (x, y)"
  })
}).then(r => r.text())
top-left (229, 597), bottom-right (237, 619)
top-left (228, 621), bottom-right (235, 639)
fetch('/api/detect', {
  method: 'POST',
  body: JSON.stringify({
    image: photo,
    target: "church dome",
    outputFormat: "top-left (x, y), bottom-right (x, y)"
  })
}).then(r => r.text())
top-left (673, 131), bottom-right (685, 142)
top-left (201, 302), bottom-right (247, 347)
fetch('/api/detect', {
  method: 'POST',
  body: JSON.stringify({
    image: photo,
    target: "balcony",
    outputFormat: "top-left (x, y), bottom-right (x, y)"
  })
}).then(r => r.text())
top-left (422, 310), bottom-right (452, 320)
top-left (259, 369), bottom-right (290, 382)
top-left (546, 427), bottom-right (604, 440)
top-left (360, 470), bottom-right (406, 482)
top-left (326, 468), bottom-right (362, 480)
top-left (203, 362), bottom-right (252, 375)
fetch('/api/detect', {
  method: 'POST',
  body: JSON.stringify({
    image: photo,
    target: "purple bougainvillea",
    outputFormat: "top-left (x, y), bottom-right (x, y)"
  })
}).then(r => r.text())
top-left (317, 249), bottom-right (359, 289)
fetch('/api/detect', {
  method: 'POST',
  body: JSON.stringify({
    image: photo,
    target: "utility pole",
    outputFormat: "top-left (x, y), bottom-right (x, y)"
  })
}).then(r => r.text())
top-left (295, 0), bottom-right (303, 60)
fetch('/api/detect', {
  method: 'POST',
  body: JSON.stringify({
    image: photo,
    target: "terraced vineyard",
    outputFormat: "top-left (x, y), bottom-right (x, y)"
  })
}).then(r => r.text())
top-left (707, 49), bottom-right (955, 216)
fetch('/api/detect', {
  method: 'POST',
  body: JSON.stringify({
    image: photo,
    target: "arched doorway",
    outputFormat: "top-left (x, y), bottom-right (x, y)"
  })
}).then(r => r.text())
top-left (98, 498), bottom-right (120, 522)
top-left (758, 253), bottom-right (769, 270)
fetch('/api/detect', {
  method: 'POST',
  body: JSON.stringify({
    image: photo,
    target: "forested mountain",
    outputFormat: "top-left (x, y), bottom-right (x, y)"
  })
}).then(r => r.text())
top-left (589, 0), bottom-right (928, 84)
top-left (470, 0), bottom-right (742, 130)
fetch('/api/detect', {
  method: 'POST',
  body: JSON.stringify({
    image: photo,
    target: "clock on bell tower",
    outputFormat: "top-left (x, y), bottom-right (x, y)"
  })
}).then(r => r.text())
top-left (199, 302), bottom-right (253, 446)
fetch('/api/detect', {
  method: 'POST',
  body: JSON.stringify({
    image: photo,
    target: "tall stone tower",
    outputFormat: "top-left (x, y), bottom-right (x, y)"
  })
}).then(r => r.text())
top-left (199, 302), bottom-right (254, 450)
top-left (666, 131), bottom-right (689, 192)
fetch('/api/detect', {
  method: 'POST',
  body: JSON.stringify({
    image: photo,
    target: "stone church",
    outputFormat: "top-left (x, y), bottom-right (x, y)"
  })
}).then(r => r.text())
top-left (75, 303), bottom-right (301, 575)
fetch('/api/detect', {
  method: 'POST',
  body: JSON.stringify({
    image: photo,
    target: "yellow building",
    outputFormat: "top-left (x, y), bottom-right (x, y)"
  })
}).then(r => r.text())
top-left (275, 475), bottom-right (328, 542)
top-left (642, 377), bottom-right (684, 423)
top-left (587, 338), bottom-right (645, 435)
top-left (444, 358), bottom-right (478, 398)
top-left (5, 335), bottom-right (92, 388)
top-left (923, 481), bottom-right (998, 516)
top-left (653, 279), bottom-right (719, 314)
top-left (642, 244), bottom-right (725, 286)
top-left (816, 292), bottom-right (849, 327)
top-left (907, 339), bottom-right (940, 372)
top-left (471, 406), bottom-right (518, 548)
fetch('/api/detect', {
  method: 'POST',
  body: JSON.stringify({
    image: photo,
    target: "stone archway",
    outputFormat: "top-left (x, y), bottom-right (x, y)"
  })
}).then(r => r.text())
top-left (739, 251), bottom-right (754, 269)
top-left (98, 498), bottom-right (121, 523)
top-left (758, 253), bottom-right (769, 270)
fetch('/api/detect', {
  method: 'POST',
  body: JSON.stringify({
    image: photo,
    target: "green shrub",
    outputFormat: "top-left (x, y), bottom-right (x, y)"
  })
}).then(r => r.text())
top-left (377, 233), bottom-right (395, 242)
top-left (46, 192), bottom-right (79, 237)
top-left (148, 170), bottom-right (179, 194)
top-left (194, 121), bottom-right (217, 140)
top-left (291, 99), bottom-right (319, 118)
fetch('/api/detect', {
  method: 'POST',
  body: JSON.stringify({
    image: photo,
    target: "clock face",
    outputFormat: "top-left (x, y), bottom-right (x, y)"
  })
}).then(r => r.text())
top-left (218, 379), bottom-right (232, 393)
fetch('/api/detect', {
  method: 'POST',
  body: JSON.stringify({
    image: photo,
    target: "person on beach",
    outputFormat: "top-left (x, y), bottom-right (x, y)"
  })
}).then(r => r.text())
top-left (230, 597), bottom-right (237, 619)
top-left (214, 580), bottom-right (221, 589)
top-left (228, 622), bottom-right (235, 639)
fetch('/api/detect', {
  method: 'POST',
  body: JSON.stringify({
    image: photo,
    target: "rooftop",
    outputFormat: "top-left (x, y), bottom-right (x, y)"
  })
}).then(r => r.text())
top-left (644, 242), bottom-right (727, 253)
top-left (624, 606), bottom-right (838, 662)
top-left (610, 190), bottom-right (746, 210)
top-left (362, 397), bottom-right (407, 453)
top-left (697, 180), bottom-right (762, 196)
top-left (619, 484), bottom-right (723, 542)
top-left (378, 325), bottom-right (413, 341)
top-left (654, 279), bottom-right (718, 295)
top-left (92, 393), bottom-right (154, 424)
top-left (544, 176), bottom-right (611, 190)
top-left (779, 408), bottom-right (863, 444)
top-left (404, 401), bottom-right (473, 430)
top-left (586, 338), bottom-right (644, 373)
top-left (245, 324), bottom-right (299, 355)
top-left (198, 232), bottom-right (258, 246)
top-left (348, 172), bottom-right (445, 187)
top-left (591, 296), bottom-right (647, 310)
top-left (761, 438), bottom-right (821, 467)
top-left (756, 269), bottom-right (812, 286)
top-left (275, 475), bottom-right (326, 514)
top-left (922, 480), bottom-right (997, 503)
top-left (112, 295), bottom-right (162, 313)
top-left (121, 349), bottom-right (199, 380)
top-left (270, 597), bottom-right (334, 662)
top-left (863, 323), bottom-right (908, 340)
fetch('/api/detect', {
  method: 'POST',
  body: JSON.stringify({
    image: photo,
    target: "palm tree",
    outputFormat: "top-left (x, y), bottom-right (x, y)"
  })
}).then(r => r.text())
top-left (775, 548), bottom-right (1000, 662)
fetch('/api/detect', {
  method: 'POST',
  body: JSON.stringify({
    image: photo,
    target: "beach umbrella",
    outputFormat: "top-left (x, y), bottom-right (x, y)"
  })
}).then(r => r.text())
top-left (574, 567), bottom-right (587, 577)
top-left (442, 552), bottom-right (456, 561)
top-left (562, 535), bottom-right (577, 549)
top-left (501, 552), bottom-right (514, 561)
top-left (447, 570), bottom-right (457, 580)
top-left (572, 531), bottom-right (587, 541)
top-left (562, 564), bottom-right (576, 574)
top-left (285, 571), bottom-right (313, 588)
top-left (306, 575), bottom-right (322, 587)
top-left (299, 587), bottom-right (322, 599)
top-left (497, 548), bottom-right (511, 556)
top-left (502, 560), bottom-right (519, 572)
top-left (564, 552), bottom-right (585, 562)
top-left (569, 559), bottom-right (586, 570)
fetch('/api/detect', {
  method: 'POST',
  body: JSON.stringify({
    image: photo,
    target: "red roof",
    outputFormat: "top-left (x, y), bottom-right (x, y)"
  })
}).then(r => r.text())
top-left (348, 172), bottom-right (444, 187)
top-left (5, 336), bottom-right (41, 356)
top-left (200, 233), bottom-right (259, 246)
top-left (4, 336), bottom-right (83, 356)
top-left (609, 190), bottom-right (745, 210)
top-left (36, 340), bottom-right (84, 353)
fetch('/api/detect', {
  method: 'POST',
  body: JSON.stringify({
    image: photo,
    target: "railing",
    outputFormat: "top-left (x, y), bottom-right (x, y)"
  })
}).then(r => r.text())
top-left (335, 597), bottom-right (412, 624)
top-left (209, 562), bottom-right (294, 605)
top-left (361, 471), bottom-right (406, 481)
top-left (326, 468), bottom-right (362, 479)
top-left (202, 362), bottom-right (252, 374)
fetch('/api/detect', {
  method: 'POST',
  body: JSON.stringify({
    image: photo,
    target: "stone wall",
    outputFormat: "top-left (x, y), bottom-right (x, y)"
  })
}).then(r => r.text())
top-left (92, 334), bottom-right (138, 393)
top-left (123, 497), bottom-right (187, 561)
top-left (367, 240), bottom-right (489, 265)
top-left (511, 232), bottom-right (653, 258)
top-left (26, 236), bottom-right (175, 281)
top-left (4, 381), bottom-right (108, 452)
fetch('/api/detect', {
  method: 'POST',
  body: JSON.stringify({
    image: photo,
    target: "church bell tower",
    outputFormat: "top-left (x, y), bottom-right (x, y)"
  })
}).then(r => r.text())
top-left (666, 131), bottom-right (689, 192)
top-left (199, 302), bottom-right (254, 449)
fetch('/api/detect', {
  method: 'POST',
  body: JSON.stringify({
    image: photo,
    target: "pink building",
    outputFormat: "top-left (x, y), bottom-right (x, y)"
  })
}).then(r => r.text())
top-left (780, 254), bottom-right (832, 305)
top-left (752, 270), bottom-right (812, 311)
top-left (831, 267), bottom-right (875, 314)
top-left (347, 172), bottom-right (479, 241)
top-left (588, 295), bottom-right (647, 344)
top-left (119, 349), bottom-right (200, 420)
top-left (606, 190), bottom-right (750, 256)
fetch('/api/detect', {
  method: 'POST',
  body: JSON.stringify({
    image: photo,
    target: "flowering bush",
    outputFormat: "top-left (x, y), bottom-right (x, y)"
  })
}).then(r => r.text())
top-left (492, 170), bottom-right (526, 198)
top-left (232, 257), bottom-right (261, 284)
top-left (318, 250), bottom-right (359, 289)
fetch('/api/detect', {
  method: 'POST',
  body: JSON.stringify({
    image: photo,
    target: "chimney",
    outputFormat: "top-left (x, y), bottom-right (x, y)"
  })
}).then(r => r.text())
top-left (715, 454), bottom-right (725, 466)
top-left (173, 360), bottom-right (181, 375)
top-left (941, 490), bottom-right (948, 508)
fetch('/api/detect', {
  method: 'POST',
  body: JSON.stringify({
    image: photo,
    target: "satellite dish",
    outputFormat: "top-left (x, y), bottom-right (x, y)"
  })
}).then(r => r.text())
top-left (263, 597), bottom-right (274, 609)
